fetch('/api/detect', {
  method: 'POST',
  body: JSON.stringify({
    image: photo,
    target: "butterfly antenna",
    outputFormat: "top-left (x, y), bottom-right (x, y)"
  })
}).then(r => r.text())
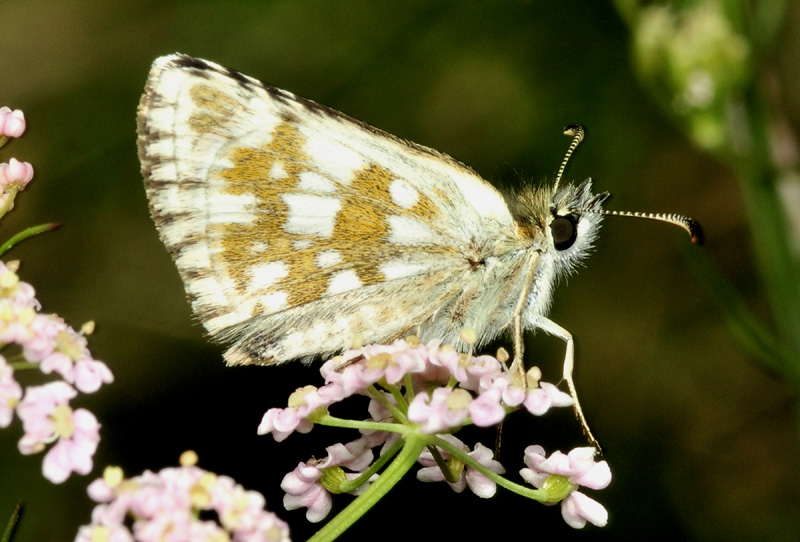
top-left (600, 209), bottom-right (704, 245)
top-left (553, 124), bottom-right (585, 193)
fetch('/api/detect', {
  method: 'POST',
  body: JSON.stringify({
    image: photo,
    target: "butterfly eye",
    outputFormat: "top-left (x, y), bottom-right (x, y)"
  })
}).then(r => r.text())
top-left (550, 215), bottom-right (579, 251)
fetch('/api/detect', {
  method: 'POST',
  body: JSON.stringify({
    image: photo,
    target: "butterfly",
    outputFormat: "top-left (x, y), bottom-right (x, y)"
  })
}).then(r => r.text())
top-left (137, 54), bottom-right (701, 448)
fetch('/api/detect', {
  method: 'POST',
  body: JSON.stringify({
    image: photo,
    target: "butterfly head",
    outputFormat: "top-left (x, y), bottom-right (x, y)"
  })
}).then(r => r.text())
top-left (511, 124), bottom-right (702, 282)
top-left (512, 180), bottom-right (609, 280)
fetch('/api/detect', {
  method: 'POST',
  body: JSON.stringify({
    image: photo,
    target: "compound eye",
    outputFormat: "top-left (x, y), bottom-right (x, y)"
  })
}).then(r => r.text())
top-left (550, 215), bottom-right (579, 250)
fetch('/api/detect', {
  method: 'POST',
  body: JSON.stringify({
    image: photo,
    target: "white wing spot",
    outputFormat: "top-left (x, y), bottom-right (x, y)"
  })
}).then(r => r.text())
top-left (292, 239), bottom-right (313, 250)
top-left (251, 241), bottom-right (269, 253)
top-left (297, 171), bottom-right (338, 193)
top-left (387, 215), bottom-right (438, 245)
top-left (249, 262), bottom-right (288, 290)
top-left (260, 291), bottom-right (288, 311)
top-left (389, 178), bottom-right (419, 209)
top-left (379, 261), bottom-right (427, 280)
top-left (316, 250), bottom-right (342, 268)
top-left (451, 170), bottom-right (513, 224)
top-left (302, 129), bottom-right (365, 185)
top-left (281, 194), bottom-right (341, 237)
top-left (270, 161), bottom-right (288, 180)
top-left (327, 270), bottom-right (363, 294)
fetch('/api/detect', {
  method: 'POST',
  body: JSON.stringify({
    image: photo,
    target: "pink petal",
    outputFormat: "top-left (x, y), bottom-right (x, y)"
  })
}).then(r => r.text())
top-left (73, 359), bottom-right (114, 393)
top-left (469, 388), bottom-right (505, 427)
top-left (283, 484), bottom-right (331, 523)
top-left (0, 158), bottom-right (33, 185)
top-left (42, 441), bottom-right (79, 483)
top-left (561, 491), bottom-right (608, 528)
top-left (0, 108), bottom-right (26, 138)
top-left (465, 469), bottom-right (496, 498)
top-left (574, 459), bottom-right (612, 490)
top-left (541, 382), bottom-right (574, 407)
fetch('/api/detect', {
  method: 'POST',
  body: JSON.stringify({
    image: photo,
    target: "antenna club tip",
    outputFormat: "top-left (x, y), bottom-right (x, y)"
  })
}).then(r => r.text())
top-left (688, 220), bottom-right (704, 245)
top-left (562, 124), bottom-right (584, 138)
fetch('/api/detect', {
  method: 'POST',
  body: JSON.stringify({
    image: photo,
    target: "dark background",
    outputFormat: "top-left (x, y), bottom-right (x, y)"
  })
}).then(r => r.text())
top-left (0, 1), bottom-right (798, 541)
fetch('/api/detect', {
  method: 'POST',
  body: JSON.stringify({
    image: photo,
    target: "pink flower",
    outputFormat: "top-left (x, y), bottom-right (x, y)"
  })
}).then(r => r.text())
top-left (320, 339), bottom-right (428, 395)
top-left (0, 302), bottom-right (36, 344)
top-left (460, 353), bottom-right (503, 391)
top-left (281, 463), bottom-right (331, 523)
top-left (523, 382), bottom-right (574, 415)
top-left (41, 408), bottom-right (100, 483)
top-left (0, 107), bottom-right (26, 138)
top-left (16, 381), bottom-right (101, 483)
top-left (19, 312), bottom-right (63, 360)
top-left (520, 445), bottom-right (611, 528)
top-left (256, 336), bottom-right (605, 529)
top-left (480, 373), bottom-right (527, 407)
top-left (281, 438), bottom-right (374, 523)
top-left (257, 385), bottom-right (327, 441)
top-left (407, 387), bottom-right (471, 433)
top-left (80, 460), bottom-right (290, 542)
top-left (0, 262), bottom-right (39, 308)
top-left (0, 158), bottom-right (34, 186)
top-left (35, 324), bottom-right (113, 393)
top-left (467, 387), bottom-right (506, 427)
top-left (16, 381), bottom-right (77, 445)
top-left (75, 523), bottom-right (134, 542)
top-left (257, 406), bottom-right (315, 442)
top-left (0, 355), bottom-right (22, 427)
top-left (414, 340), bottom-right (459, 385)
top-left (417, 436), bottom-right (505, 498)
top-left (425, 341), bottom-right (469, 382)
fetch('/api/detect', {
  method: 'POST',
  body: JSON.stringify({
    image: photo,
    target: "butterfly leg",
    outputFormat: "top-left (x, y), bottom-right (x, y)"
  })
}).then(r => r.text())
top-left (528, 314), bottom-right (601, 453)
top-left (508, 312), bottom-right (526, 382)
top-left (507, 253), bottom-right (540, 383)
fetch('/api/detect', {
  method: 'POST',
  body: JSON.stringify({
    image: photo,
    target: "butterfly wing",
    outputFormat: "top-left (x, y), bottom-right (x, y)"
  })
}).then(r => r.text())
top-left (138, 54), bottom-right (530, 365)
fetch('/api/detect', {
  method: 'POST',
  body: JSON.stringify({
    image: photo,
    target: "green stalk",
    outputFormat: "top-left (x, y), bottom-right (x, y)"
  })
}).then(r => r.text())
top-left (306, 435), bottom-right (427, 542)
top-left (731, 83), bottom-right (800, 372)
top-left (431, 435), bottom-right (550, 502)
top-left (337, 438), bottom-right (405, 494)
top-left (1, 502), bottom-right (22, 542)
top-left (0, 223), bottom-right (60, 257)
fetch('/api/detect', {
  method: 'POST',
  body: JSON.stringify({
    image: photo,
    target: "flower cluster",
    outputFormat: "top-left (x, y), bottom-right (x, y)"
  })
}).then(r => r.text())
top-left (258, 336), bottom-right (611, 530)
top-left (0, 107), bottom-right (33, 210)
top-left (77, 451), bottom-right (290, 542)
top-left (0, 107), bottom-right (112, 483)
top-left (0, 263), bottom-right (113, 484)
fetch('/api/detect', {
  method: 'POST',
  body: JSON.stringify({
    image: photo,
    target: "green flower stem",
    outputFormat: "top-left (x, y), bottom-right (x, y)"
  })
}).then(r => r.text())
top-left (337, 437), bottom-right (405, 493)
top-left (385, 384), bottom-right (408, 412)
top-left (365, 384), bottom-right (409, 423)
top-left (431, 435), bottom-right (550, 502)
top-left (0, 222), bottom-right (60, 257)
top-left (402, 373), bottom-right (415, 402)
top-left (306, 435), bottom-right (427, 542)
top-left (730, 84), bottom-right (800, 378)
top-left (0, 185), bottom-right (20, 221)
top-left (426, 445), bottom-right (460, 484)
top-left (9, 361), bottom-right (38, 371)
top-left (315, 414), bottom-right (405, 435)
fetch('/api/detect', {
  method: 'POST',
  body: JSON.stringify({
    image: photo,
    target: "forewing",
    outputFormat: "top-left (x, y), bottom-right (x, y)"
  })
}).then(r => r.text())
top-left (138, 54), bottom-right (521, 364)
